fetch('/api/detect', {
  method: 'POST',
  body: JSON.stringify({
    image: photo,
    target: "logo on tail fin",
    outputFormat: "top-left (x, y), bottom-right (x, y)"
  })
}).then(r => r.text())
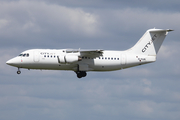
top-left (142, 34), bottom-right (157, 53)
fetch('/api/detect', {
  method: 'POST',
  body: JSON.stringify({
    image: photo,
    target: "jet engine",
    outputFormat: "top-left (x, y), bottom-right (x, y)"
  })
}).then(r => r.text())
top-left (58, 55), bottom-right (81, 64)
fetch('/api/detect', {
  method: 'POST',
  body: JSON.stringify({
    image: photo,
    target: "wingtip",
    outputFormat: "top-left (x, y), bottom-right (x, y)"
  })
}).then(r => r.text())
top-left (167, 29), bottom-right (174, 32)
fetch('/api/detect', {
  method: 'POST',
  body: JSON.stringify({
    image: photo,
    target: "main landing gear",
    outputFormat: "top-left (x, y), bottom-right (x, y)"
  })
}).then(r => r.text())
top-left (76, 71), bottom-right (87, 78)
top-left (17, 68), bottom-right (21, 74)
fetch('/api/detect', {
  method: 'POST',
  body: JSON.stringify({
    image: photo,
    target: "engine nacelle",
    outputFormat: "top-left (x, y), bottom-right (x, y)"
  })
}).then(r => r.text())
top-left (58, 55), bottom-right (81, 64)
top-left (65, 55), bottom-right (79, 63)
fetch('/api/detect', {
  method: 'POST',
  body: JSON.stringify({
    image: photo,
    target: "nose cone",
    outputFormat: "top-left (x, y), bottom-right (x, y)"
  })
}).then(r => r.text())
top-left (6, 59), bottom-right (11, 65)
top-left (6, 59), bottom-right (13, 65)
top-left (6, 57), bottom-right (20, 67)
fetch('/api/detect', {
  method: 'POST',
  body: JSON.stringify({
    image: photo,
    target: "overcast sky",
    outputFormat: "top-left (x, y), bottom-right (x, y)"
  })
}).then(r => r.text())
top-left (1, 0), bottom-right (180, 120)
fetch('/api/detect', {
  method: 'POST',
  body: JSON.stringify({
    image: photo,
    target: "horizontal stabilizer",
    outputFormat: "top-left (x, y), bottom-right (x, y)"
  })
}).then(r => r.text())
top-left (149, 29), bottom-right (174, 32)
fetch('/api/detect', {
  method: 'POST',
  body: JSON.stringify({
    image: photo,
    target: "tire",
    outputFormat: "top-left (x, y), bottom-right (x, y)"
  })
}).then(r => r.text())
top-left (77, 73), bottom-right (82, 78)
top-left (17, 71), bottom-right (21, 74)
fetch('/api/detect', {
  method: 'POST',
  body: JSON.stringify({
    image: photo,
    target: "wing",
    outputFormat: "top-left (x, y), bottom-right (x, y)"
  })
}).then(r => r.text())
top-left (66, 49), bottom-right (103, 57)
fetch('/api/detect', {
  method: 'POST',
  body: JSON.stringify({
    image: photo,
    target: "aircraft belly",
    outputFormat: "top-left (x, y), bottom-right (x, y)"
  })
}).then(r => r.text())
top-left (89, 60), bottom-right (121, 71)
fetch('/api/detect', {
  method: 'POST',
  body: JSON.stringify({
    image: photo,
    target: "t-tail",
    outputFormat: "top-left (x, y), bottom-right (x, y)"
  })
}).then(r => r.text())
top-left (130, 28), bottom-right (173, 56)
top-left (124, 28), bottom-right (173, 68)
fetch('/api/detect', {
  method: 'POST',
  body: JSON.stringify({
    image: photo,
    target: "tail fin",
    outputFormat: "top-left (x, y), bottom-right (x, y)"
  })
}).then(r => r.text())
top-left (129, 29), bottom-right (173, 56)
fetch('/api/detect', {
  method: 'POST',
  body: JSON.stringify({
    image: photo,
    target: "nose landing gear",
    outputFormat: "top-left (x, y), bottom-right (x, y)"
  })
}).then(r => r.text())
top-left (17, 68), bottom-right (21, 74)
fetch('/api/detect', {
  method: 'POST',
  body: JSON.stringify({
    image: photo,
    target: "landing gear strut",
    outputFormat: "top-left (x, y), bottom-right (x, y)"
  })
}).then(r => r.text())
top-left (76, 71), bottom-right (87, 78)
top-left (17, 68), bottom-right (21, 74)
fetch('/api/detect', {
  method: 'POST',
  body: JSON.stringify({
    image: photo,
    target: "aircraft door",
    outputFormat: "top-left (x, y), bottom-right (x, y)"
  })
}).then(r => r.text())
top-left (33, 51), bottom-right (40, 62)
top-left (20, 55), bottom-right (23, 62)
top-left (121, 54), bottom-right (126, 65)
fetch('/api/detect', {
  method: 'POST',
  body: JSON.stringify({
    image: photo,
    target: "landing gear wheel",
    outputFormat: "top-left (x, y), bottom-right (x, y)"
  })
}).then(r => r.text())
top-left (76, 71), bottom-right (87, 78)
top-left (17, 70), bottom-right (21, 74)
top-left (17, 68), bottom-right (21, 74)
top-left (77, 73), bottom-right (82, 78)
top-left (81, 71), bottom-right (87, 77)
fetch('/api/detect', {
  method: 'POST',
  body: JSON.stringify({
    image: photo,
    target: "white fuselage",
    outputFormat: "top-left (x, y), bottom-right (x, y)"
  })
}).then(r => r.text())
top-left (7, 49), bottom-right (155, 72)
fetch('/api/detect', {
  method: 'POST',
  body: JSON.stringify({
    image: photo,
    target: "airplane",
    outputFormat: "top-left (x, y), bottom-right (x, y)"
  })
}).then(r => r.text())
top-left (6, 28), bottom-right (173, 78)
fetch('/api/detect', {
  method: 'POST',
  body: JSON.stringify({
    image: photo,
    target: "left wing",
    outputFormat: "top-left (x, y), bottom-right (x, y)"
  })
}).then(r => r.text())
top-left (66, 49), bottom-right (103, 57)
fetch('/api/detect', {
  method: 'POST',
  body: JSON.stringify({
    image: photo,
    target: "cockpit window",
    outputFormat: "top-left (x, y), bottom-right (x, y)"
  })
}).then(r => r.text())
top-left (19, 53), bottom-right (29, 57)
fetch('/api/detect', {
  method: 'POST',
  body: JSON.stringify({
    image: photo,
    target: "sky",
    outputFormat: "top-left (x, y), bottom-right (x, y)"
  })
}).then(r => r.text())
top-left (0, 0), bottom-right (180, 120)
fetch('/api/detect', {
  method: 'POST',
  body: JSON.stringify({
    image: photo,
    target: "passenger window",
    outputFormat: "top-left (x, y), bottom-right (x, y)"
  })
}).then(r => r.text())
top-left (27, 53), bottom-right (29, 57)
top-left (44, 55), bottom-right (46, 57)
top-left (111, 58), bottom-right (113, 60)
top-left (114, 58), bottom-right (116, 60)
top-left (117, 58), bottom-right (119, 60)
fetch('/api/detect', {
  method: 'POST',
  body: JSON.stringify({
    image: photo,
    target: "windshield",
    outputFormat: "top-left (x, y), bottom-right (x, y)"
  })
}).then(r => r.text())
top-left (19, 53), bottom-right (29, 57)
top-left (19, 54), bottom-right (23, 56)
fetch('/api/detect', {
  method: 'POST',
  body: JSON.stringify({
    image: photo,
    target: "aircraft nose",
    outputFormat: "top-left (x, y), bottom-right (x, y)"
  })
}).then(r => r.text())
top-left (6, 60), bottom-right (11, 65)
top-left (6, 57), bottom-right (20, 67)
top-left (6, 59), bottom-right (14, 66)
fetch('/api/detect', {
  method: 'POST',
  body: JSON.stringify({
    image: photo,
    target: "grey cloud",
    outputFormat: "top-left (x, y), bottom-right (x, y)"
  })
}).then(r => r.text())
top-left (1, 75), bottom-right (180, 120)
top-left (1, 1), bottom-right (180, 50)
top-left (25, 0), bottom-right (180, 12)
top-left (0, 1), bottom-right (102, 49)
top-left (1, 0), bottom-right (180, 12)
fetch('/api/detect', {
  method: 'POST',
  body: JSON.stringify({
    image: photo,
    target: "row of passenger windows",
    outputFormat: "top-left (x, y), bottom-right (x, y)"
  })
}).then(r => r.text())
top-left (100, 57), bottom-right (120, 60)
top-left (43, 55), bottom-right (119, 60)
top-left (19, 53), bottom-right (29, 57)
top-left (82, 56), bottom-right (120, 60)
top-left (44, 55), bottom-right (57, 58)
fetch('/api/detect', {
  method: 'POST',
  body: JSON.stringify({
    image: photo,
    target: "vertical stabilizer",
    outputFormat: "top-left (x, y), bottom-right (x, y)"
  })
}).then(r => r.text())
top-left (129, 29), bottom-right (173, 56)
